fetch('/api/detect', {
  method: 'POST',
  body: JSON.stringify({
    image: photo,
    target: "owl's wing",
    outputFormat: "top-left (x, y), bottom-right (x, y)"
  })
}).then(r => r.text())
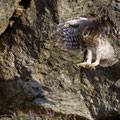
top-left (55, 17), bottom-right (99, 50)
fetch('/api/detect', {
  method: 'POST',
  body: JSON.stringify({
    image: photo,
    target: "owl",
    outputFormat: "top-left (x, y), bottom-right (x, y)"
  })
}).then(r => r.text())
top-left (55, 16), bottom-right (119, 69)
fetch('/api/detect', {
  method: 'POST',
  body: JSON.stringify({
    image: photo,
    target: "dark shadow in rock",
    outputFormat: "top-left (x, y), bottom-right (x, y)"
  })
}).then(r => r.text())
top-left (0, 2), bottom-right (57, 114)
top-left (98, 111), bottom-right (120, 120)
top-left (19, 0), bottom-right (31, 9)
top-left (34, 0), bottom-right (58, 50)
top-left (0, 72), bottom-right (54, 114)
top-left (15, 23), bottom-right (40, 59)
top-left (81, 62), bottom-right (120, 119)
top-left (0, 20), bottom-right (41, 59)
top-left (82, 62), bottom-right (120, 84)
top-left (97, 62), bottom-right (120, 82)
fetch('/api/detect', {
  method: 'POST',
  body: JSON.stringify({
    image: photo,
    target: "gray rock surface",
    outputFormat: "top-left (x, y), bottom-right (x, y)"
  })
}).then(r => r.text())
top-left (0, 0), bottom-right (21, 35)
top-left (0, 0), bottom-right (120, 120)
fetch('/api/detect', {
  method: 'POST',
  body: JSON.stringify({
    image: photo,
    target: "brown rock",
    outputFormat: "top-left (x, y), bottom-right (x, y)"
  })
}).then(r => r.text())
top-left (0, 0), bottom-right (120, 120)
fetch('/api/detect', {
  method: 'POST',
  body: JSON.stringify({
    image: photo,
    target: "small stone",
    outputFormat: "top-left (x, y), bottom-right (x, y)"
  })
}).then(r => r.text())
top-left (87, 96), bottom-right (93, 104)
top-left (91, 104), bottom-right (98, 116)
top-left (90, 99), bottom-right (93, 104)
top-left (88, 1), bottom-right (93, 7)
top-left (87, 96), bottom-right (91, 101)
top-left (94, 76), bottom-right (99, 82)
top-left (45, 7), bottom-right (50, 14)
top-left (115, 79), bottom-right (120, 88)
top-left (42, 50), bottom-right (50, 59)
top-left (9, 21), bottom-right (14, 27)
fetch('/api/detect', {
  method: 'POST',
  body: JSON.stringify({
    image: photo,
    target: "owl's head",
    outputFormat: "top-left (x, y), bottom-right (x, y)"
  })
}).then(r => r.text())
top-left (81, 26), bottom-right (98, 40)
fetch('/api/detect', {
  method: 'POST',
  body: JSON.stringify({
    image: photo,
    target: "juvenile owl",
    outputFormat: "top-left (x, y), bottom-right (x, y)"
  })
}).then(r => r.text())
top-left (55, 11), bottom-right (120, 69)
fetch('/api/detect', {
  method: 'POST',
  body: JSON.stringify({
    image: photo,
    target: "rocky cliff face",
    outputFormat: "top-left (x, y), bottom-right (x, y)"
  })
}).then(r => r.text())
top-left (0, 0), bottom-right (120, 120)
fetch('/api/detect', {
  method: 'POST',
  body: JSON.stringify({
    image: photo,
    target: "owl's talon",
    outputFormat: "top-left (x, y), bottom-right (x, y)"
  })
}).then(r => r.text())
top-left (77, 63), bottom-right (86, 68)
top-left (86, 64), bottom-right (91, 68)
top-left (89, 65), bottom-right (96, 70)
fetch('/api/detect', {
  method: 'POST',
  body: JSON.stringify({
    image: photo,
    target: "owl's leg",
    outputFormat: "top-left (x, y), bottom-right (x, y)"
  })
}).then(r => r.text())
top-left (89, 54), bottom-right (101, 69)
top-left (77, 49), bottom-right (92, 68)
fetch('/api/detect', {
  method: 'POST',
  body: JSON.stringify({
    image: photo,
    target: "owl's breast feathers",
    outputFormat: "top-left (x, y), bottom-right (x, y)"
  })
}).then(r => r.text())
top-left (55, 17), bottom-right (99, 50)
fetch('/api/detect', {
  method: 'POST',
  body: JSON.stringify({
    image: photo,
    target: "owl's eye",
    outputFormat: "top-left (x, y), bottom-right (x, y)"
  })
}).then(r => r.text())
top-left (84, 31), bottom-right (89, 35)
top-left (83, 31), bottom-right (91, 38)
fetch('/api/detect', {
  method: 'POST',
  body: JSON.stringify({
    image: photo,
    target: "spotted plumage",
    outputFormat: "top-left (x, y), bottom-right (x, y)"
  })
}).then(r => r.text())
top-left (56, 14), bottom-right (118, 68)
top-left (55, 8), bottom-right (120, 69)
top-left (56, 17), bottom-right (99, 50)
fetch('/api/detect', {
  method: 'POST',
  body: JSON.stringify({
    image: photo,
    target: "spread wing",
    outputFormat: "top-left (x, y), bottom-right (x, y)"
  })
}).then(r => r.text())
top-left (55, 17), bottom-right (99, 50)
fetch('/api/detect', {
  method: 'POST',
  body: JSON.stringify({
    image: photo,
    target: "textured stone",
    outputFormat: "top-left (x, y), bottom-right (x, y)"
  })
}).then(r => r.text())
top-left (0, 0), bottom-right (120, 120)
top-left (0, 0), bottom-right (22, 35)
top-left (115, 79), bottom-right (120, 89)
